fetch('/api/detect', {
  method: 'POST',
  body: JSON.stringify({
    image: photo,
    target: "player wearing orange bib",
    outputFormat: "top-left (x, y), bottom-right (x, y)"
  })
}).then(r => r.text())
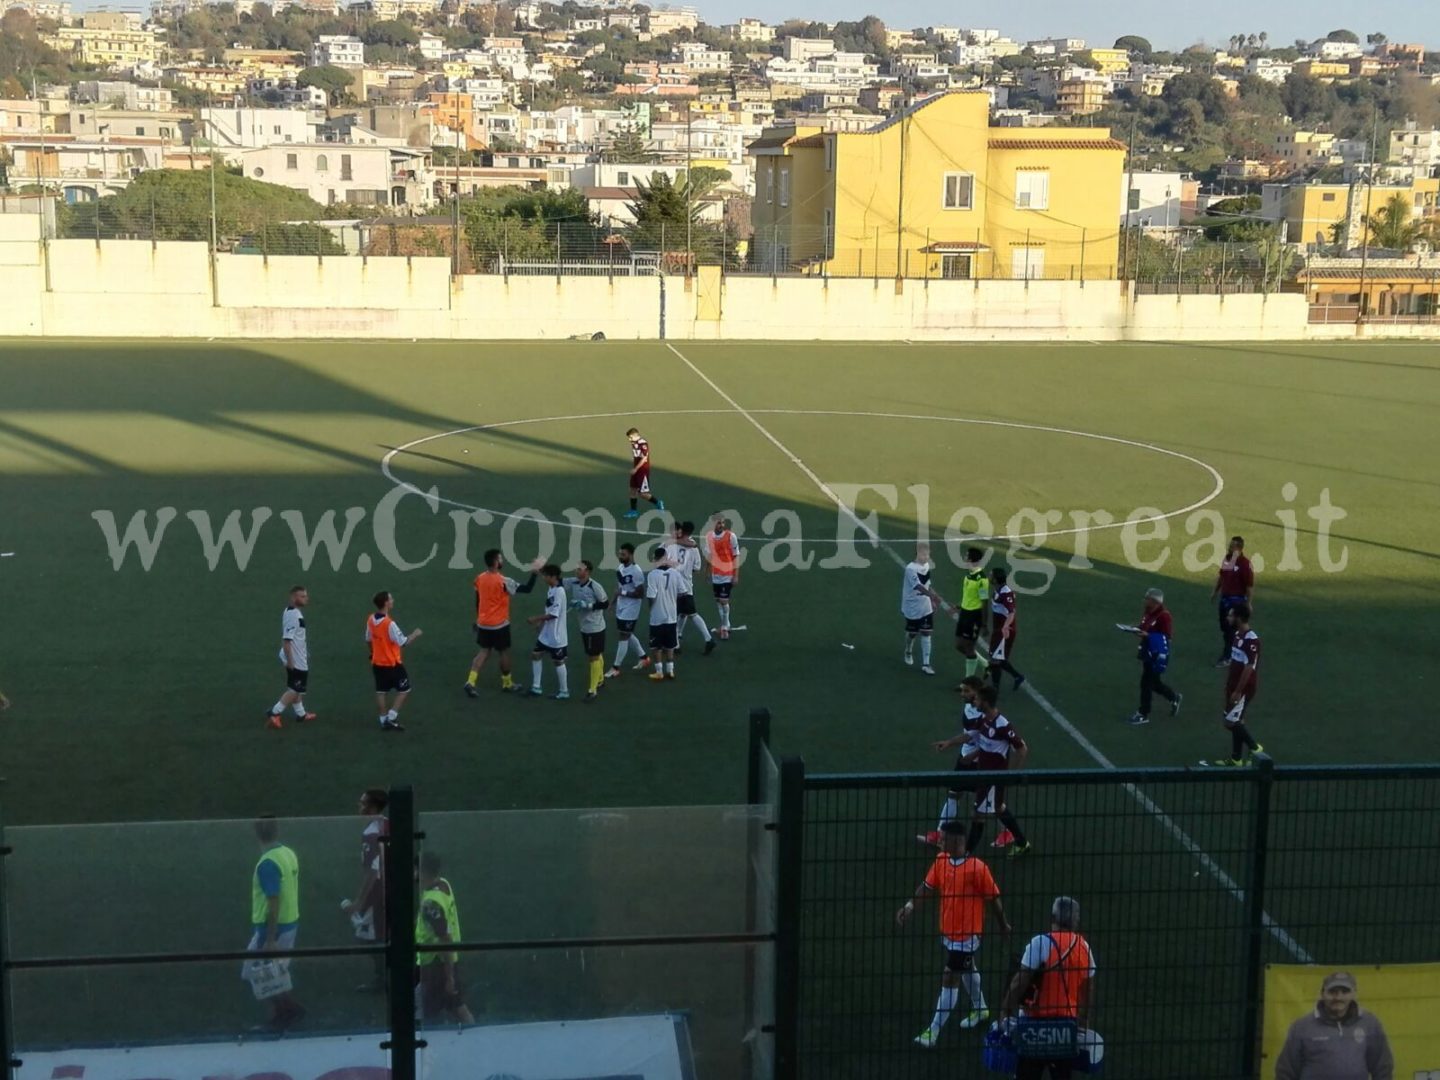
top-left (704, 515), bottom-right (741, 639)
top-left (896, 821), bottom-right (1010, 1049)
top-left (464, 550), bottom-right (539, 697)
top-left (366, 591), bottom-right (422, 732)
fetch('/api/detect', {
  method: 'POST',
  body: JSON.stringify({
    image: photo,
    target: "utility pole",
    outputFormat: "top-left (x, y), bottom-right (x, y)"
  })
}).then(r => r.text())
top-left (685, 100), bottom-right (692, 267)
top-left (895, 79), bottom-right (909, 278)
top-left (1124, 112), bottom-right (1138, 280)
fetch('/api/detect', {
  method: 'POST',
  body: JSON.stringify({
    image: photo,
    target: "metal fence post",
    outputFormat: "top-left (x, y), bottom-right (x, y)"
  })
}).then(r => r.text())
top-left (555, 221), bottom-right (562, 283)
top-left (1240, 756), bottom-right (1276, 1080)
top-left (747, 707), bottom-right (772, 805)
top-left (1079, 227), bottom-right (1086, 286)
top-left (383, 785), bottom-right (422, 1080)
top-left (0, 825), bottom-right (18, 1080)
top-left (774, 756), bottom-right (806, 1080)
top-left (872, 227), bottom-right (879, 285)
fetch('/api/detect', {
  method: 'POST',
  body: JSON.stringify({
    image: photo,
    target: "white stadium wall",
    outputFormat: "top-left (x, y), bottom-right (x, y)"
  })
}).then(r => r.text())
top-left (0, 216), bottom-right (1413, 342)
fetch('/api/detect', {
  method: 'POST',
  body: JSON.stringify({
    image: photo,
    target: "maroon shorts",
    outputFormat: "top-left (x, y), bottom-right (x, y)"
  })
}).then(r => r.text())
top-left (973, 783), bottom-right (1004, 815)
top-left (630, 467), bottom-right (651, 494)
top-left (991, 629), bottom-right (1017, 661)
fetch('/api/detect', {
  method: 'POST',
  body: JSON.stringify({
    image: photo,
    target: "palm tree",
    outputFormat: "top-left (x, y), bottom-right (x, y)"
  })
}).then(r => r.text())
top-left (1258, 31), bottom-right (1268, 50)
top-left (1361, 194), bottom-right (1426, 251)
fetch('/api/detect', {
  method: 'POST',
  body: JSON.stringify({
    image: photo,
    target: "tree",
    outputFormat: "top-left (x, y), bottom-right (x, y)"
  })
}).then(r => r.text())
top-left (1, 9), bottom-right (67, 85)
top-left (1326, 29), bottom-right (1360, 44)
top-left (1114, 35), bottom-right (1153, 58)
top-left (605, 125), bottom-right (652, 163)
top-left (1362, 193), bottom-right (1427, 251)
top-left (1367, 32), bottom-right (1387, 46)
top-left (684, 165), bottom-right (731, 194)
top-left (626, 171), bottom-right (712, 252)
top-left (297, 64), bottom-right (355, 105)
top-left (1279, 73), bottom-right (1335, 126)
top-left (364, 18), bottom-right (419, 46)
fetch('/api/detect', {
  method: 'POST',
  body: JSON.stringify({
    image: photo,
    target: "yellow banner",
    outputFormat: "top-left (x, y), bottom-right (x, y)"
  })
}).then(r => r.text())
top-left (1263, 963), bottom-right (1440, 1078)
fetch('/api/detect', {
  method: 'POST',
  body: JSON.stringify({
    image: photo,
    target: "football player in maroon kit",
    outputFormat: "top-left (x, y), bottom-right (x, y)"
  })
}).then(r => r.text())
top-left (987, 567), bottom-right (1026, 695)
top-left (964, 685), bottom-right (1032, 858)
top-left (1211, 602), bottom-right (1265, 767)
top-left (623, 427), bottom-right (665, 518)
top-left (1211, 535), bottom-right (1254, 666)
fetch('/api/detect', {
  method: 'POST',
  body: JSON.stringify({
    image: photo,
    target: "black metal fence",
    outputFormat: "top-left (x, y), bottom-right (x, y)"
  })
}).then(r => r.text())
top-left (3, 726), bottom-right (1436, 1080)
top-left (775, 758), bottom-right (1440, 1080)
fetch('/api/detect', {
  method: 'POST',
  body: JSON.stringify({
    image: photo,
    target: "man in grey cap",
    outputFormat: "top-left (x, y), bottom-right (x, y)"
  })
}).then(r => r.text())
top-left (1127, 588), bottom-right (1182, 726)
top-left (1275, 971), bottom-right (1393, 1080)
top-left (1000, 896), bottom-right (1096, 1079)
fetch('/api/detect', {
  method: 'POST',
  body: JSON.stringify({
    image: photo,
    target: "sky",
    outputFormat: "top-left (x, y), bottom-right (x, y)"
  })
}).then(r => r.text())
top-left (697, 0), bottom-right (1432, 51)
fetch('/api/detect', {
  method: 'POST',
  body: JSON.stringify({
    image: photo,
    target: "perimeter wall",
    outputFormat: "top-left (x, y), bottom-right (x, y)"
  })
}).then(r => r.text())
top-left (0, 215), bottom-right (1418, 342)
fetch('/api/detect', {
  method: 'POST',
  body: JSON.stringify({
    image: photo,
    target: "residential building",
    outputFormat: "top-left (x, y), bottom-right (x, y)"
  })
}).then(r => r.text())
top-left (239, 142), bottom-right (434, 206)
top-left (749, 89), bottom-right (1126, 279)
top-left (767, 52), bottom-right (880, 90)
top-left (419, 33), bottom-right (444, 62)
top-left (1083, 47), bottom-right (1130, 75)
top-left (1376, 42), bottom-right (1425, 69)
top-left (858, 85), bottom-right (904, 112)
top-left (1245, 57), bottom-right (1293, 83)
top-left (926, 26), bottom-right (964, 44)
top-left (312, 35), bottom-right (365, 67)
top-left (796, 88), bottom-right (860, 112)
top-left (1390, 122), bottom-right (1440, 169)
top-left (1298, 254), bottom-right (1440, 316)
top-left (1121, 171), bottom-right (1198, 229)
top-left (1031, 37), bottom-right (1086, 55)
top-left (54, 23), bottom-right (158, 68)
top-left (891, 56), bottom-right (951, 82)
top-left (200, 106), bottom-right (318, 158)
top-left (249, 77), bottom-right (328, 107)
top-left (1307, 39), bottom-right (1362, 61)
top-left (1293, 59), bottom-right (1351, 80)
top-left (3, 0), bottom-right (72, 21)
top-left (783, 38), bottom-right (836, 63)
top-left (73, 81), bottom-right (174, 111)
top-left (1056, 80), bottom-right (1106, 116)
top-left (644, 6), bottom-right (699, 35)
top-left (1261, 177), bottom-right (1440, 250)
top-left (1273, 130), bottom-right (1336, 168)
top-left (65, 107), bottom-right (187, 143)
top-left (676, 42), bottom-right (731, 74)
top-left (165, 66), bottom-right (250, 97)
top-left (569, 162), bottom-right (726, 226)
top-left (4, 136), bottom-right (168, 201)
top-left (726, 18), bottom-right (774, 44)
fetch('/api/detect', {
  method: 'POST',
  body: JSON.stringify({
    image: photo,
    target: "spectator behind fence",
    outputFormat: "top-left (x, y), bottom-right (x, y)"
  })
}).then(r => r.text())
top-left (341, 788), bottom-right (388, 991)
top-left (1275, 972), bottom-right (1394, 1080)
top-left (243, 815), bottom-right (305, 1031)
top-left (1000, 896), bottom-right (1095, 1080)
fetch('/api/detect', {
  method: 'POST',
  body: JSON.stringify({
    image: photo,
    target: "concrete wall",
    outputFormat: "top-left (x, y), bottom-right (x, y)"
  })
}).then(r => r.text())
top-left (0, 221), bottom-right (1429, 342)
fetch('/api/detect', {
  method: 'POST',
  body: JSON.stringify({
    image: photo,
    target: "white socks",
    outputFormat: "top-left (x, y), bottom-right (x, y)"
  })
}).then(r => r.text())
top-left (719, 605), bottom-right (731, 629)
top-left (921, 635), bottom-right (932, 665)
top-left (938, 796), bottom-right (958, 830)
top-left (960, 971), bottom-right (984, 1010)
top-left (292, 701), bottom-right (307, 717)
top-left (531, 659), bottom-right (542, 689)
top-left (613, 638), bottom-right (631, 667)
top-left (556, 666), bottom-right (569, 694)
top-left (691, 614), bottom-right (713, 642)
top-left (930, 986), bottom-right (959, 1033)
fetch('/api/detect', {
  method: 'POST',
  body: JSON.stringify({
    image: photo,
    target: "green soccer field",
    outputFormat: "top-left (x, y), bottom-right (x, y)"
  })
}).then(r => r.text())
top-left (3, 337), bottom-right (1439, 1070)
top-left (1, 337), bottom-right (1438, 826)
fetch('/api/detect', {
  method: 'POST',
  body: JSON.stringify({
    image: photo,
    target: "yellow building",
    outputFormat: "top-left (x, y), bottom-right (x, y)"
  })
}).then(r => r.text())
top-left (1083, 47), bottom-right (1131, 75)
top-left (55, 26), bottom-right (159, 67)
top-left (749, 90), bottom-right (1127, 280)
top-left (1293, 59), bottom-right (1351, 81)
top-left (1265, 177), bottom-right (1440, 249)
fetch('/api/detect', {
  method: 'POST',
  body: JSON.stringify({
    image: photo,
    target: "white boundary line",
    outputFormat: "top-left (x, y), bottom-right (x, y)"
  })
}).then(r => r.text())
top-left (381, 408), bottom-right (1224, 543)
top-left (664, 342), bottom-right (1312, 964)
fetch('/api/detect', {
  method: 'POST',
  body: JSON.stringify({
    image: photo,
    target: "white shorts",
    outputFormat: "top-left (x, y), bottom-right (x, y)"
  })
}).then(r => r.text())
top-left (942, 934), bottom-right (980, 954)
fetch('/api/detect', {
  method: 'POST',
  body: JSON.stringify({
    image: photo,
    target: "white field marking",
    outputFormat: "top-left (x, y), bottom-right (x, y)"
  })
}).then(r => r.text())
top-left (0, 552), bottom-right (13, 558)
top-left (382, 407), bottom-right (1223, 543)
top-left (665, 341), bottom-right (1312, 964)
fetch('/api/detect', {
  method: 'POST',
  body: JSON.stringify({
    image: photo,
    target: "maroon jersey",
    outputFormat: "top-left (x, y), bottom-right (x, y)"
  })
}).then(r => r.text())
top-left (1139, 607), bottom-right (1173, 639)
top-left (972, 712), bottom-right (1024, 770)
top-left (1217, 555), bottom-right (1253, 598)
top-left (1226, 630), bottom-right (1260, 697)
top-left (990, 586), bottom-right (1017, 639)
top-left (630, 437), bottom-right (650, 473)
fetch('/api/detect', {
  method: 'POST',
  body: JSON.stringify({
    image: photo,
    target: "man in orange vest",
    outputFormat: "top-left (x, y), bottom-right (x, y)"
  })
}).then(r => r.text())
top-left (1000, 896), bottom-right (1096, 1080)
top-left (464, 549), bottom-right (540, 696)
top-left (704, 515), bottom-right (741, 640)
top-left (366, 591), bottom-right (422, 732)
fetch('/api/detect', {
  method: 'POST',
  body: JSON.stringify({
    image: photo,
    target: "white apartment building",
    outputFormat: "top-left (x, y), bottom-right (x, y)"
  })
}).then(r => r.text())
top-left (249, 77), bottom-right (328, 107)
top-left (418, 33), bottom-right (444, 62)
top-left (726, 18), bottom-right (774, 43)
top-left (676, 42), bottom-right (731, 74)
top-left (74, 81), bottom-right (174, 111)
top-left (1246, 56), bottom-right (1293, 83)
top-left (767, 52), bottom-right (880, 89)
top-left (649, 118), bottom-right (758, 171)
top-left (1308, 39), bottom-right (1362, 60)
top-left (1031, 37), bottom-right (1086, 54)
top-left (783, 37), bottom-right (834, 62)
top-left (480, 36), bottom-right (527, 70)
top-left (239, 142), bottom-right (434, 206)
top-left (1121, 171), bottom-right (1190, 229)
top-left (1390, 123), bottom-right (1440, 168)
top-left (926, 26), bottom-right (963, 44)
top-left (892, 56), bottom-right (950, 81)
top-left (312, 35), bottom-right (364, 67)
top-left (455, 77), bottom-right (512, 106)
top-left (201, 106), bottom-right (318, 158)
